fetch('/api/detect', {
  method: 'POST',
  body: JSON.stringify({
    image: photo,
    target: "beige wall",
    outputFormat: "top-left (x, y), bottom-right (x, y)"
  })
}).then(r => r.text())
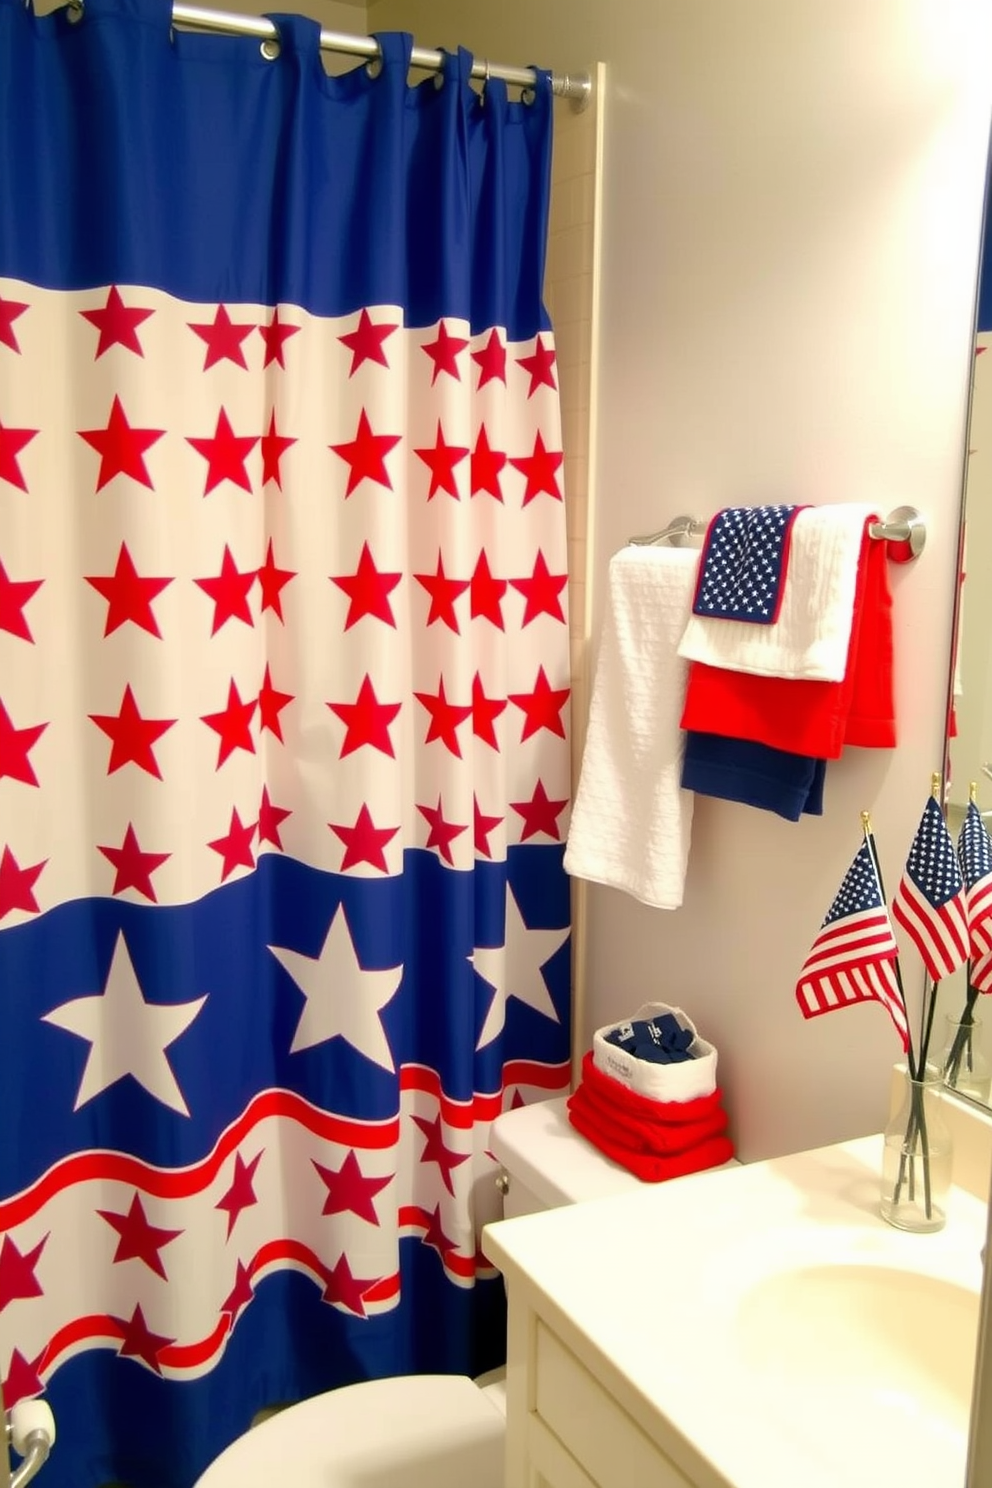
top-left (373, 0), bottom-right (992, 1159)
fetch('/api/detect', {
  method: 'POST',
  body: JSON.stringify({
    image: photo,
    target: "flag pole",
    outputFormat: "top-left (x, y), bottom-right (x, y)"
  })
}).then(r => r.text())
top-left (864, 807), bottom-right (923, 1210)
top-left (861, 810), bottom-right (917, 1079)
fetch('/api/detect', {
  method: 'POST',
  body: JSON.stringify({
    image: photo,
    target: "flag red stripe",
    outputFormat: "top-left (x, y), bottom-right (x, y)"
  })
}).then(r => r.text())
top-left (893, 878), bottom-right (968, 978)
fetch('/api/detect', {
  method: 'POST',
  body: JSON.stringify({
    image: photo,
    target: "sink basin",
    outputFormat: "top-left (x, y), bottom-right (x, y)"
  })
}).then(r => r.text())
top-left (734, 1263), bottom-right (979, 1480)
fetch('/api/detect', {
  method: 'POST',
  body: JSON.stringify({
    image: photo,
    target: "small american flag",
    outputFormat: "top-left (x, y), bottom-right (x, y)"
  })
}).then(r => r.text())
top-left (892, 796), bottom-right (969, 980)
top-left (795, 838), bottom-right (908, 1049)
top-left (958, 800), bottom-right (992, 961)
top-left (971, 948), bottom-right (992, 996)
top-left (691, 504), bottom-right (800, 623)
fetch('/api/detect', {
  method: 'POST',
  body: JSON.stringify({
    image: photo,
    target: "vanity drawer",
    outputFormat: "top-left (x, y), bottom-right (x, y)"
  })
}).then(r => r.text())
top-left (533, 1321), bottom-right (694, 1488)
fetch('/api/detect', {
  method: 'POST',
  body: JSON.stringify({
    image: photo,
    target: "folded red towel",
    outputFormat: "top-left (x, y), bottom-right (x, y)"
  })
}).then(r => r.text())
top-left (581, 1050), bottom-right (724, 1122)
top-left (568, 1082), bottom-right (728, 1157)
top-left (679, 522), bottom-right (895, 759)
top-left (567, 1100), bottom-right (735, 1182)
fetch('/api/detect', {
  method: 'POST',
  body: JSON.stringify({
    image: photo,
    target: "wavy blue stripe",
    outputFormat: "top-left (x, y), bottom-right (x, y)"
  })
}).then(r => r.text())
top-left (0, 845), bottom-right (570, 1192)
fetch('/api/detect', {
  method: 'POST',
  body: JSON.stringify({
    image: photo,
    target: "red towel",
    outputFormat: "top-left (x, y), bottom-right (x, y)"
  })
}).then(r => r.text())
top-left (567, 1099), bottom-right (735, 1182)
top-left (679, 523), bottom-right (895, 759)
top-left (580, 1050), bottom-right (723, 1122)
top-left (568, 1082), bottom-right (729, 1156)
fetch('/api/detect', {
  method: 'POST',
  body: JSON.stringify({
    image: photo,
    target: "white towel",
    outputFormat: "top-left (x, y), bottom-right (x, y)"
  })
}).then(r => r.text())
top-left (564, 545), bottom-right (698, 910)
top-left (677, 503), bottom-right (876, 681)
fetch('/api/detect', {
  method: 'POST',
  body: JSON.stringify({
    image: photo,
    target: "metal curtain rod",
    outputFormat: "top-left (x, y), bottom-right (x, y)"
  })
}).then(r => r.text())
top-left (169, 4), bottom-right (592, 105)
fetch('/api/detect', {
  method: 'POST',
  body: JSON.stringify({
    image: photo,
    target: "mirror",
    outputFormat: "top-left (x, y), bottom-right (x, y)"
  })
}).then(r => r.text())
top-left (940, 173), bottom-right (992, 1108)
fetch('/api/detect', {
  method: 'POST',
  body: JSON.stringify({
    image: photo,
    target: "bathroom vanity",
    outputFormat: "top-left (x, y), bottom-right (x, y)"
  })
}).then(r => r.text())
top-left (482, 1136), bottom-right (987, 1488)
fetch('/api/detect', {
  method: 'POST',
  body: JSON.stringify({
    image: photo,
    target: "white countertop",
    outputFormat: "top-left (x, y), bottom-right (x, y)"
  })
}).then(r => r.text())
top-left (483, 1136), bottom-right (987, 1488)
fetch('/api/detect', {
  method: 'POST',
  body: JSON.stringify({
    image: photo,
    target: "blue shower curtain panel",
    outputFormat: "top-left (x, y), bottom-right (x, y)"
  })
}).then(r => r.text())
top-left (0, 2), bottom-right (572, 1483)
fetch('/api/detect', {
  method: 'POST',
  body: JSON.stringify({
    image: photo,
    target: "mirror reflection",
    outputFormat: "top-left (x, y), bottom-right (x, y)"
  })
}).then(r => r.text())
top-left (941, 196), bottom-right (992, 1106)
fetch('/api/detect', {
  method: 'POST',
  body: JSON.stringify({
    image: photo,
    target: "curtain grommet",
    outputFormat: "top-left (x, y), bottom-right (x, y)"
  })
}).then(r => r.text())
top-left (66, 0), bottom-right (84, 24)
top-left (365, 54), bottom-right (383, 80)
top-left (260, 35), bottom-right (280, 60)
top-left (521, 86), bottom-right (536, 106)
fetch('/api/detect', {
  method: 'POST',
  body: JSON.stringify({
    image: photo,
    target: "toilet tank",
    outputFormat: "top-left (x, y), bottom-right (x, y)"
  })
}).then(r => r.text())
top-left (490, 1097), bottom-right (643, 1218)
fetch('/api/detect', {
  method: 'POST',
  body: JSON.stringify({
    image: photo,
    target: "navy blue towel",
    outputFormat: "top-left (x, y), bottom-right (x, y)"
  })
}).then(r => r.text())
top-left (681, 731), bottom-right (826, 821)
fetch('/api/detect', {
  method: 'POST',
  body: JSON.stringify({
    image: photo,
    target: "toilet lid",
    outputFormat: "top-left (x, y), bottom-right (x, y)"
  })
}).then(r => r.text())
top-left (194, 1374), bottom-right (504, 1488)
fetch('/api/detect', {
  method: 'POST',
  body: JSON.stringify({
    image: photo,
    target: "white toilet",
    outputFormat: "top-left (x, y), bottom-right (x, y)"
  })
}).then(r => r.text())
top-left (195, 1096), bottom-right (644, 1488)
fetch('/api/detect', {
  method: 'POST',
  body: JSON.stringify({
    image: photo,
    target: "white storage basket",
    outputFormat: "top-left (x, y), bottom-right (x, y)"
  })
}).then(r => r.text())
top-left (592, 1002), bottom-right (718, 1102)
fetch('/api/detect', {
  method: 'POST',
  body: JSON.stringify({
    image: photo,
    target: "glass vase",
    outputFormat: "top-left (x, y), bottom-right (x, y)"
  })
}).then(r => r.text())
top-left (940, 1013), bottom-right (992, 1104)
top-left (880, 1069), bottom-right (953, 1234)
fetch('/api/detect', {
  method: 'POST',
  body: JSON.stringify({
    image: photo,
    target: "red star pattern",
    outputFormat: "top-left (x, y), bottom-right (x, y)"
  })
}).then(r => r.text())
top-left (313, 1150), bottom-right (391, 1223)
top-left (260, 407), bottom-right (296, 488)
top-left (208, 808), bottom-right (256, 881)
top-left (418, 797), bottom-right (467, 866)
top-left (216, 1150), bottom-right (263, 1238)
top-left (473, 796), bottom-right (503, 858)
top-left (420, 1204), bottom-right (458, 1261)
top-left (339, 308), bottom-right (398, 374)
top-left (414, 678), bottom-right (472, 758)
top-left (421, 321), bottom-right (469, 384)
top-left (413, 1114), bottom-right (470, 1196)
top-left (508, 666), bottom-right (569, 742)
top-left (188, 304), bottom-right (255, 370)
top-left (470, 550), bottom-right (507, 628)
top-left (201, 679), bottom-right (257, 766)
top-left (194, 545), bottom-right (256, 634)
top-left (258, 786), bottom-right (292, 849)
top-left (258, 308), bottom-right (301, 368)
top-left (516, 335), bottom-right (558, 395)
top-left (414, 552), bottom-right (469, 633)
top-left (472, 329), bottom-right (507, 387)
top-left (0, 294), bottom-right (29, 354)
top-left (322, 1252), bottom-right (380, 1318)
top-left (257, 664), bottom-right (294, 741)
top-left (0, 558), bottom-right (42, 641)
top-left (90, 686), bottom-right (175, 779)
top-left (117, 1303), bottom-right (175, 1375)
top-left (471, 673), bottom-right (506, 749)
top-left (330, 408), bottom-right (402, 496)
top-left (257, 539), bottom-right (297, 621)
top-left (2, 1350), bottom-right (45, 1409)
top-left (79, 286), bottom-right (154, 358)
top-left (510, 429), bottom-right (564, 505)
top-left (187, 407), bottom-right (258, 495)
top-left (0, 846), bottom-right (46, 920)
top-left (329, 804), bottom-right (399, 873)
top-left (221, 1260), bottom-right (255, 1324)
top-left (98, 1192), bottom-right (183, 1280)
top-left (512, 780), bottom-right (568, 841)
top-left (331, 541), bottom-right (401, 629)
top-left (86, 542), bottom-right (172, 638)
top-left (0, 700), bottom-right (47, 786)
top-left (98, 823), bottom-right (170, 901)
top-left (78, 395), bottom-right (165, 491)
top-left (328, 675), bottom-right (401, 759)
top-left (0, 1234), bottom-right (46, 1313)
top-left (415, 421), bottom-right (469, 500)
top-left (0, 419), bottom-right (37, 492)
top-left (510, 549), bottom-right (567, 625)
top-left (470, 424), bottom-right (507, 501)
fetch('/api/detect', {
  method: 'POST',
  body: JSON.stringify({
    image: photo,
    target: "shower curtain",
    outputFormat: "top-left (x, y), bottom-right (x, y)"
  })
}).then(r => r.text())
top-left (0, 1), bottom-right (572, 1482)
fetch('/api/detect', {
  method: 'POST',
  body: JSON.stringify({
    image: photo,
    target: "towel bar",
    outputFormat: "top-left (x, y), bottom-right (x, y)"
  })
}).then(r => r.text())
top-left (628, 505), bottom-right (926, 561)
